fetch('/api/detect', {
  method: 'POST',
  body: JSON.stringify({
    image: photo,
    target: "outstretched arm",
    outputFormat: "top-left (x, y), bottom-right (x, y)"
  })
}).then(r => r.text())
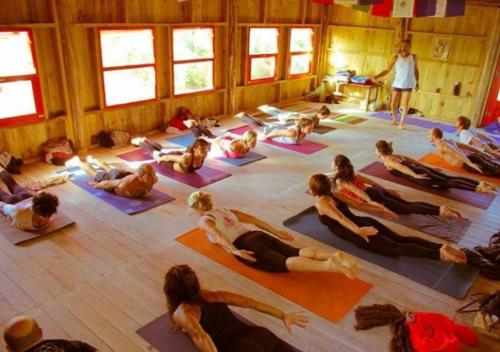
top-left (231, 209), bottom-right (293, 240)
top-left (385, 158), bottom-right (427, 179)
top-left (264, 127), bottom-right (297, 140)
top-left (92, 179), bottom-right (121, 190)
top-left (442, 141), bottom-right (483, 172)
top-left (173, 308), bottom-right (217, 352)
top-left (373, 55), bottom-right (397, 80)
top-left (199, 217), bottom-right (239, 254)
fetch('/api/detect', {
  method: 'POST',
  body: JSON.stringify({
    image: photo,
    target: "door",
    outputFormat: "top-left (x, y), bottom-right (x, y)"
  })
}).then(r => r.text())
top-left (481, 56), bottom-right (500, 126)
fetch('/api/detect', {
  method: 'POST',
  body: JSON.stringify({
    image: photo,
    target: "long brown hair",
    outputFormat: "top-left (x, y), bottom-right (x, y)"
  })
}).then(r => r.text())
top-left (164, 265), bottom-right (201, 320)
top-left (187, 138), bottom-right (210, 155)
top-left (375, 140), bottom-right (393, 156)
top-left (309, 174), bottom-right (334, 197)
top-left (333, 154), bottom-right (355, 184)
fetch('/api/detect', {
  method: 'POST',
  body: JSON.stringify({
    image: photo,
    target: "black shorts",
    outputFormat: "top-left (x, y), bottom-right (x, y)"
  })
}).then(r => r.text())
top-left (233, 231), bottom-right (300, 273)
top-left (392, 87), bottom-right (412, 92)
top-left (94, 169), bottom-right (132, 183)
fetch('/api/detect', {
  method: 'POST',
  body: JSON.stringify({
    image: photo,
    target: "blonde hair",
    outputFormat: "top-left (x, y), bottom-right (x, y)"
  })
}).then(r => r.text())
top-left (137, 163), bottom-right (155, 177)
top-left (297, 117), bottom-right (314, 130)
top-left (187, 191), bottom-right (213, 212)
top-left (242, 130), bottom-right (257, 144)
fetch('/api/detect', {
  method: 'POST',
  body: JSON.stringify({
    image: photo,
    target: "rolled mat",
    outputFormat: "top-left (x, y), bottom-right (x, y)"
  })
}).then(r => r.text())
top-left (117, 149), bottom-right (232, 188)
top-left (359, 162), bottom-right (495, 210)
top-left (370, 111), bottom-right (456, 133)
top-left (166, 133), bottom-right (267, 167)
top-left (334, 115), bottom-right (367, 125)
top-left (228, 126), bottom-right (329, 155)
top-left (283, 207), bottom-right (479, 299)
top-left (137, 313), bottom-right (302, 352)
top-left (61, 167), bottom-right (175, 215)
top-left (176, 228), bottom-right (372, 323)
top-left (420, 153), bottom-right (500, 186)
top-left (1, 211), bottom-right (75, 245)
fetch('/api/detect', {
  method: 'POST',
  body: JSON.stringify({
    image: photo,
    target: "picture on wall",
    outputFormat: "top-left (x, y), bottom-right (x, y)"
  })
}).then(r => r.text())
top-left (432, 36), bottom-right (451, 60)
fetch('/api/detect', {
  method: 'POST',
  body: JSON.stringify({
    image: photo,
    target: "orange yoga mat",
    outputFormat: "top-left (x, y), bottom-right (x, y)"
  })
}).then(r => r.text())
top-left (176, 229), bottom-right (372, 324)
top-left (420, 153), bottom-right (500, 186)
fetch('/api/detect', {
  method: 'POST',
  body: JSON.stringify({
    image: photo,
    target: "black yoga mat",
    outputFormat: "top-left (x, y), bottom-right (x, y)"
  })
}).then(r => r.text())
top-left (137, 313), bottom-right (302, 352)
top-left (283, 207), bottom-right (479, 299)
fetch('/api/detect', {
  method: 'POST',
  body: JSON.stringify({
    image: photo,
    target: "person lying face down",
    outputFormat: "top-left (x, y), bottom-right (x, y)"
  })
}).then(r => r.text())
top-left (66, 156), bottom-right (158, 198)
top-left (133, 137), bottom-right (210, 173)
top-left (235, 113), bottom-right (315, 145)
top-left (455, 115), bottom-right (500, 158)
top-left (428, 127), bottom-right (500, 177)
top-left (165, 264), bottom-right (308, 352)
top-left (187, 190), bottom-right (358, 278)
top-left (0, 168), bottom-right (59, 231)
top-left (330, 154), bottom-right (461, 220)
top-left (3, 315), bottom-right (97, 352)
top-left (211, 130), bottom-right (258, 159)
top-left (264, 104), bottom-right (331, 128)
top-left (309, 173), bottom-right (467, 264)
top-left (375, 140), bottom-right (496, 194)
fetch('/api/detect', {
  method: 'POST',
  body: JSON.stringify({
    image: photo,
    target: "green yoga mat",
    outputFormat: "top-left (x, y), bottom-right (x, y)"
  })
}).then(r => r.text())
top-left (335, 115), bottom-right (367, 125)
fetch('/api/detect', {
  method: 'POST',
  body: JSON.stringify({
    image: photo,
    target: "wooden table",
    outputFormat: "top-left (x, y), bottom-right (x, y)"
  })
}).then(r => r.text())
top-left (334, 82), bottom-right (382, 111)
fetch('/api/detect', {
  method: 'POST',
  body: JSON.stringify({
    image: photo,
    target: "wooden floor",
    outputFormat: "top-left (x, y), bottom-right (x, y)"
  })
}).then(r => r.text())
top-left (1, 101), bottom-right (499, 352)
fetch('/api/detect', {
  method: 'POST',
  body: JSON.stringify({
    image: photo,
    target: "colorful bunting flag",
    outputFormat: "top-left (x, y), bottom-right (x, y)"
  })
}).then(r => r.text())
top-left (434, 0), bottom-right (465, 17)
top-left (415, 0), bottom-right (437, 17)
top-left (371, 0), bottom-right (393, 17)
top-left (392, 0), bottom-right (415, 18)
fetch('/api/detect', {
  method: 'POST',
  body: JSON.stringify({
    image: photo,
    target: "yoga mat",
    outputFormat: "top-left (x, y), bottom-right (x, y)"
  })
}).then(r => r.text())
top-left (335, 115), bottom-right (367, 125)
top-left (370, 111), bottom-right (456, 133)
top-left (137, 313), bottom-right (302, 352)
top-left (1, 211), bottom-right (75, 245)
top-left (313, 125), bottom-right (337, 135)
top-left (228, 126), bottom-right (329, 155)
top-left (118, 149), bottom-right (232, 188)
top-left (359, 162), bottom-right (495, 210)
top-left (283, 207), bottom-right (479, 299)
top-left (177, 229), bottom-right (372, 324)
top-left (61, 167), bottom-right (175, 215)
top-left (420, 153), bottom-right (500, 186)
top-left (166, 133), bottom-right (197, 147)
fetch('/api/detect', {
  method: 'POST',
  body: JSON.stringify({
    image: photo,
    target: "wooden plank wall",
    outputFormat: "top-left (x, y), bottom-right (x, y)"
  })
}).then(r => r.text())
top-left (0, 0), bottom-right (325, 160)
top-left (327, 3), bottom-right (499, 122)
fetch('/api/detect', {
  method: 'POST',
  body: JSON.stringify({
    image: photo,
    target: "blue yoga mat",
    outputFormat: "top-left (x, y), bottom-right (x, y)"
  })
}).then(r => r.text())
top-left (370, 111), bottom-right (456, 133)
top-left (167, 134), bottom-right (266, 167)
top-left (284, 206), bottom-right (479, 299)
top-left (60, 167), bottom-right (175, 215)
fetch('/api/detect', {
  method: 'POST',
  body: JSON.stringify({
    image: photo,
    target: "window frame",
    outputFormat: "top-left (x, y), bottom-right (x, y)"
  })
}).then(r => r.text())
top-left (97, 26), bottom-right (158, 109)
top-left (0, 27), bottom-right (45, 127)
top-left (246, 26), bottom-right (280, 85)
top-left (171, 25), bottom-right (216, 97)
top-left (288, 26), bottom-right (315, 79)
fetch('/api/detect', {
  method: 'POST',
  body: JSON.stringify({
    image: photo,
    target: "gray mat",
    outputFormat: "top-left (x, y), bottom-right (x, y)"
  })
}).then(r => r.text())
top-left (137, 313), bottom-right (302, 352)
top-left (283, 207), bottom-right (479, 299)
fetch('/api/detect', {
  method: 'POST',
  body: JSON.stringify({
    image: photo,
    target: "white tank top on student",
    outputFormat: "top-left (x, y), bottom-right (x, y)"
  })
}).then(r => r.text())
top-left (271, 127), bottom-right (300, 144)
top-left (204, 207), bottom-right (249, 243)
top-left (392, 54), bottom-right (415, 89)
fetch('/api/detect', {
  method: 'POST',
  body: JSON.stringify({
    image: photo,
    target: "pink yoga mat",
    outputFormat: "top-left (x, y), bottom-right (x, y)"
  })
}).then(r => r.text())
top-left (359, 162), bottom-right (495, 210)
top-left (117, 149), bottom-right (231, 188)
top-left (229, 126), bottom-right (328, 155)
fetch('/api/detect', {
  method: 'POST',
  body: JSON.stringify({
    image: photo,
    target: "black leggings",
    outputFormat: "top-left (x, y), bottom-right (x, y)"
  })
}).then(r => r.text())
top-left (225, 327), bottom-right (295, 352)
top-left (233, 231), bottom-right (300, 273)
top-left (464, 153), bottom-right (500, 177)
top-left (393, 162), bottom-right (479, 191)
top-left (0, 171), bottom-right (33, 204)
top-left (191, 125), bottom-right (216, 139)
top-left (365, 186), bottom-right (440, 216)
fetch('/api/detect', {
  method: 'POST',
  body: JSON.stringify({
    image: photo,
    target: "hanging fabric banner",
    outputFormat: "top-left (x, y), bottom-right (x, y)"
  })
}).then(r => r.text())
top-left (435, 0), bottom-right (465, 17)
top-left (415, 0), bottom-right (437, 17)
top-left (371, 0), bottom-right (392, 17)
top-left (392, 0), bottom-right (415, 17)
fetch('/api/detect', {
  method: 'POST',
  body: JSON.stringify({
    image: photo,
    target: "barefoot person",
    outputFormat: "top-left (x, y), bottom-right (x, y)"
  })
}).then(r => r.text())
top-left (188, 191), bottom-right (358, 278)
top-left (258, 104), bottom-right (331, 128)
top-left (133, 137), bottom-right (210, 173)
top-left (211, 130), bottom-right (258, 159)
top-left (165, 265), bottom-right (307, 352)
top-left (236, 113), bottom-right (315, 145)
top-left (455, 116), bottom-right (500, 158)
top-left (0, 167), bottom-right (59, 231)
top-left (429, 128), bottom-right (500, 177)
top-left (373, 39), bottom-right (419, 129)
top-left (375, 140), bottom-right (496, 194)
top-left (309, 174), bottom-right (467, 264)
top-left (66, 156), bottom-right (158, 198)
top-left (331, 154), bottom-right (461, 220)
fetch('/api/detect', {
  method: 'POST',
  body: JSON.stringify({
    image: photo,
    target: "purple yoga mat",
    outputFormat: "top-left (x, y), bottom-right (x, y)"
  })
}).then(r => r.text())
top-left (117, 149), bottom-right (231, 188)
top-left (359, 162), bottom-right (495, 210)
top-left (482, 122), bottom-right (500, 143)
top-left (137, 313), bottom-right (302, 352)
top-left (62, 167), bottom-right (174, 215)
top-left (370, 111), bottom-right (456, 133)
top-left (229, 126), bottom-right (328, 155)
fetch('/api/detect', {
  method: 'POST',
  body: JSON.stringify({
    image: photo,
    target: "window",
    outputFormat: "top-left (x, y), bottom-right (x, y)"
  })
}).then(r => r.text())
top-left (99, 28), bottom-right (157, 107)
top-left (172, 27), bottom-right (215, 96)
top-left (0, 29), bottom-right (44, 127)
top-left (247, 27), bottom-right (279, 84)
top-left (289, 27), bottom-right (314, 77)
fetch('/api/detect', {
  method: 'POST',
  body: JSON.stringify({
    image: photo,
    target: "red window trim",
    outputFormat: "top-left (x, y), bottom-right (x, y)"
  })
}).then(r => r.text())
top-left (97, 26), bottom-right (158, 109)
top-left (0, 28), bottom-right (45, 128)
top-left (247, 27), bottom-right (280, 85)
top-left (288, 27), bottom-right (315, 79)
top-left (171, 25), bottom-right (216, 97)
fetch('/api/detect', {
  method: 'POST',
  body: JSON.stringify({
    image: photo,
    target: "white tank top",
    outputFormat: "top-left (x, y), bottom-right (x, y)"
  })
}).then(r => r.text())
top-left (271, 127), bottom-right (301, 144)
top-left (392, 54), bottom-right (415, 89)
top-left (204, 207), bottom-right (249, 243)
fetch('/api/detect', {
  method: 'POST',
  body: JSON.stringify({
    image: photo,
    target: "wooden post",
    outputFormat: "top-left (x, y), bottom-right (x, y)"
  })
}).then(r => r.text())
top-left (315, 4), bottom-right (331, 87)
top-left (227, 0), bottom-right (238, 115)
top-left (472, 8), bottom-right (500, 127)
top-left (53, 0), bottom-right (85, 151)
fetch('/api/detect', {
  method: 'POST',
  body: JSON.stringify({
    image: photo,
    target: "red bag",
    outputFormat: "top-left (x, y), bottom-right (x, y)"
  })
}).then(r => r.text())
top-left (41, 138), bottom-right (75, 165)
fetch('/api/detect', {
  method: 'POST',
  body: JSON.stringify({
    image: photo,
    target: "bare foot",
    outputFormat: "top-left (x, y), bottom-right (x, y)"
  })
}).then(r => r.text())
top-left (131, 137), bottom-right (146, 146)
top-left (440, 245), bottom-right (467, 264)
top-left (439, 205), bottom-right (461, 219)
top-left (398, 124), bottom-right (405, 130)
top-left (391, 119), bottom-right (397, 126)
top-left (477, 181), bottom-right (496, 195)
top-left (330, 252), bottom-right (358, 279)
